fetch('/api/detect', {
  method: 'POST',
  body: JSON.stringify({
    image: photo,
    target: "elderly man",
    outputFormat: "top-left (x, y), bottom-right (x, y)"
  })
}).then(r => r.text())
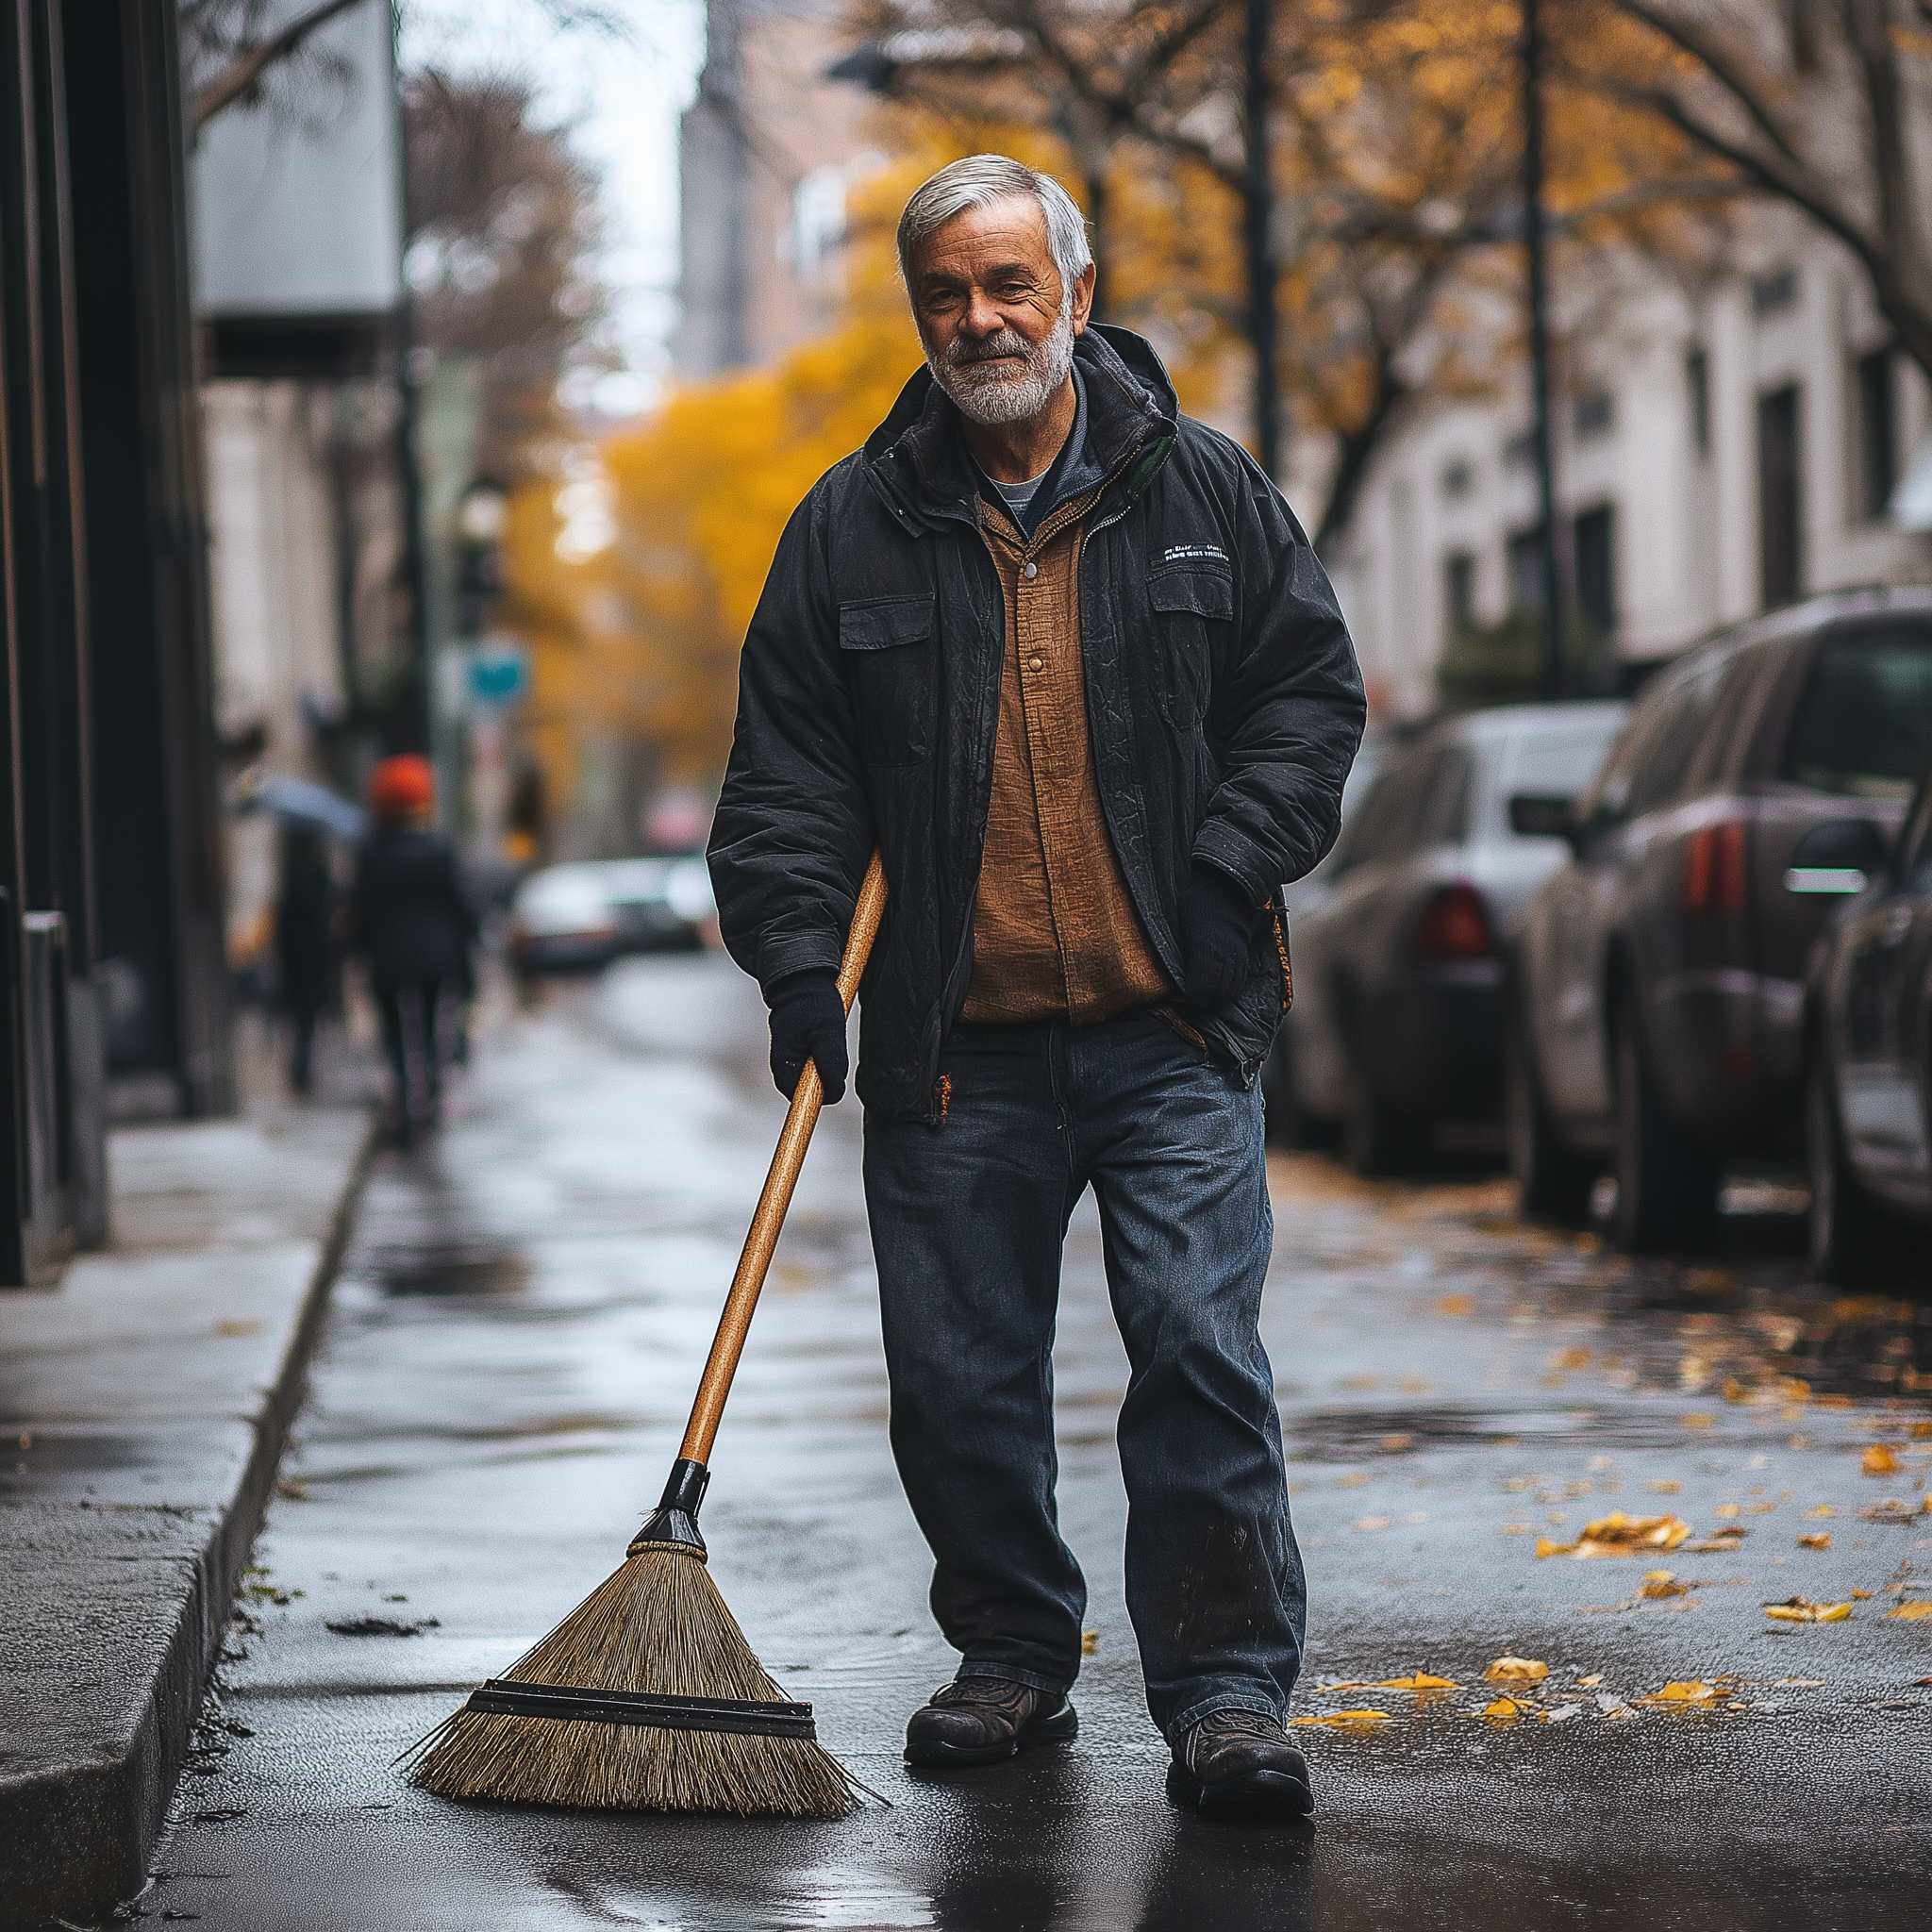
top-left (708, 155), bottom-right (1363, 1817)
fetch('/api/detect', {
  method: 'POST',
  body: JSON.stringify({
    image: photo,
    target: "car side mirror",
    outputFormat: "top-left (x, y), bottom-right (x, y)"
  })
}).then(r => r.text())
top-left (1784, 818), bottom-right (1891, 895)
top-left (1507, 793), bottom-right (1578, 844)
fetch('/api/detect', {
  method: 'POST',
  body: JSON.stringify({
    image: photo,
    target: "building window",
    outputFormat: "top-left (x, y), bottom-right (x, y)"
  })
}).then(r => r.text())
top-left (1854, 347), bottom-right (1897, 523)
top-left (1757, 384), bottom-right (1803, 608)
top-left (1752, 265), bottom-right (1799, 319)
top-left (1573, 504), bottom-right (1616, 637)
top-left (1441, 458), bottom-right (1474, 500)
top-left (1507, 528), bottom-right (1545, 611)
top-left (1444, 551), bottom-right (1476, 634)
top-left (1573, 390), bottom-right (1614, 440)
top-left (1686, 346), bottom-right (1711, 458)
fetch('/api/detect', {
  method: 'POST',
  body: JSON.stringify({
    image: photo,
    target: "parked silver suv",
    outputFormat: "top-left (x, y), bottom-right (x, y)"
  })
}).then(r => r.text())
top-left (1269, 701), bottom-right (1626, 1170)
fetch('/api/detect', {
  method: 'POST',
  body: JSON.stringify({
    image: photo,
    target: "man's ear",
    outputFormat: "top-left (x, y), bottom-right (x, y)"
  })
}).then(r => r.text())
top-left (1069, 260), bottom-right (1097, 336)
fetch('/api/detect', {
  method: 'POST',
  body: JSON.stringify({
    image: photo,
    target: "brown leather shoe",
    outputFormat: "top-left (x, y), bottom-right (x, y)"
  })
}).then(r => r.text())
top-left (903, 1675), bottom-right (1079, 1767)
top-left (1165, 1708), bottom-right (1313, 1817)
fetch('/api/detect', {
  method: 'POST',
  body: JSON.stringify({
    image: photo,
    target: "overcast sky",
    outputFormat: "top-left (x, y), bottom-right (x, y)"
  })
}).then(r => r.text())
top-left (400, 0), bottom-right (707, 414)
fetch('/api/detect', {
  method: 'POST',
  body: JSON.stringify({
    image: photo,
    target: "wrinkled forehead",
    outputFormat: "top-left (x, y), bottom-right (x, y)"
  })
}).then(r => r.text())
top-left (906, 194), bottom-right (1056, 286)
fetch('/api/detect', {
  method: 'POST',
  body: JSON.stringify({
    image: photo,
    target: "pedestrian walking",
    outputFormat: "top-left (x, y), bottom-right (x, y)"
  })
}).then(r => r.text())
top-left (274, 822), bottom-right (337, 1095)
top-left (350, 755), bottom-right (477, 1146)
top-left (708, 156), bottom-right (1364, 1816)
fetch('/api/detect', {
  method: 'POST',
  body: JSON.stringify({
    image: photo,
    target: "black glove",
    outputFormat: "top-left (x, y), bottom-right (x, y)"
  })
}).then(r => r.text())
top-left (766, 971), bottom-right (849, 1104)
top-left (1178, 865), bottom-right (1261, 1008)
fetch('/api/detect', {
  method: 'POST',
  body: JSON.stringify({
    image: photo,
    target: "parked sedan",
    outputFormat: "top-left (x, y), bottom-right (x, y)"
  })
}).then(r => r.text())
top-left (1509, 587), bottom-right (1932, 1251)
top-left (1270, 700), bottom-right (1627, 1171)
top-left (1805, 774), bottom-right (1932, 1285)
top-left (508, 857), bottom-right (714, 974)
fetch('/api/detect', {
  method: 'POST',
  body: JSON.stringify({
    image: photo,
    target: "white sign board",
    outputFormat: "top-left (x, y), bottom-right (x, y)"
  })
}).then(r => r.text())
top-left (192, 0), bottom-right (403, 317)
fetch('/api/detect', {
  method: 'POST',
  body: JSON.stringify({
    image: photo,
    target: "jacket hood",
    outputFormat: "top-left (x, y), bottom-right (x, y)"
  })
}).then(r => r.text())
top-left (863, 325), bottom-right (1178, 525)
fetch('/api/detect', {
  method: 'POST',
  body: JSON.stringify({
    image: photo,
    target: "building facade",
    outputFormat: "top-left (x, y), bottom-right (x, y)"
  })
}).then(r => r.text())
top-left (675, 0), bottom-right (879, 381)
top-left (1328, 209), bottom-right (1932, 719)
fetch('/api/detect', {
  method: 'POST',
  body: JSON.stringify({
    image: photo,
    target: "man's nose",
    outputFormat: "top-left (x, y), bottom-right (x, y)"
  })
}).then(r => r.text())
top-left (961, 288), bottom-right (1008, 337)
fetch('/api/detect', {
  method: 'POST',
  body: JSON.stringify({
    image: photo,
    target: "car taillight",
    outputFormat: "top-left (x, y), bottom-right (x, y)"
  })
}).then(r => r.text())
top-left (1681, 820), bottom-right (1746, 913)
top-left (1415, 882), bottom-right (1495, 961)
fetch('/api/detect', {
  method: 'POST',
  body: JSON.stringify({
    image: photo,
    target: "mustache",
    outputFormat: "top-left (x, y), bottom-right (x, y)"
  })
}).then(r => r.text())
top-left (947, 328), bottom-right (1035, 369)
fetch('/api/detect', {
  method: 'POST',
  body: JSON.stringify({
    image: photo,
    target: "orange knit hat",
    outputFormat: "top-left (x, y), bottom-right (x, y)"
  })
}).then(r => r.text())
top-left (368, 754), bottom-right (435, 821)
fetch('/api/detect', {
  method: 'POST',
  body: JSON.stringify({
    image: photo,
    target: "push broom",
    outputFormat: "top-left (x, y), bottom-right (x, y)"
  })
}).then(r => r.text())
top-left (407, 853), bottom-right (887, 1818)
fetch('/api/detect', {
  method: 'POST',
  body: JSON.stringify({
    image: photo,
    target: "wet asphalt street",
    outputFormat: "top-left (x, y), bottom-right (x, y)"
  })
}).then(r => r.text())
top-left (138, 954), bottom-right (1932, 1931)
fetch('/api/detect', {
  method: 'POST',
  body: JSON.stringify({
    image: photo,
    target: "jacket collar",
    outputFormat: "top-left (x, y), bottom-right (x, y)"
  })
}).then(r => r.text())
top-left (863, 325), bottom-right (1178, 531)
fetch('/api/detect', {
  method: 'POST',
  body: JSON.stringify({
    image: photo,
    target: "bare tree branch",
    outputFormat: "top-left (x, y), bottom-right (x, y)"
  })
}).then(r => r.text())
top-left (1603, 0), bottom-right (1810, 170)
top-left (192, 0), bottom-right (366, 133)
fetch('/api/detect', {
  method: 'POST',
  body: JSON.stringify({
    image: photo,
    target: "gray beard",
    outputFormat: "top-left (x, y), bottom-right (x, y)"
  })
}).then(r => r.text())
top-left (927, 308), bottom-right (1076, 427)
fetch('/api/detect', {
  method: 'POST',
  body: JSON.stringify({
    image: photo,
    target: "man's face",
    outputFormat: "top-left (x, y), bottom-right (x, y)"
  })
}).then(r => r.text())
top-left (908, 197), bottom-right (1094, 427)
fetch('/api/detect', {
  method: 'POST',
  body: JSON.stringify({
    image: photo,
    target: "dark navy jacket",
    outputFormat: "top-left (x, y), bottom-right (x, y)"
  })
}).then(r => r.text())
top-left (708, 325), bottom-right (1365, 1122)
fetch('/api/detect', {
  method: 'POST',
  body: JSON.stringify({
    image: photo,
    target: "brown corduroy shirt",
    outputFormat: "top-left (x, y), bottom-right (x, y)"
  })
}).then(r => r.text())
top-left (961, 486), bottom-right (1174, 1024)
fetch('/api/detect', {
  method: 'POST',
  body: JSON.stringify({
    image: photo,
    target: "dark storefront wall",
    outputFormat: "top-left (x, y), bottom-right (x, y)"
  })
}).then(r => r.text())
top-left (0, 0), bottom-right (235, 1283)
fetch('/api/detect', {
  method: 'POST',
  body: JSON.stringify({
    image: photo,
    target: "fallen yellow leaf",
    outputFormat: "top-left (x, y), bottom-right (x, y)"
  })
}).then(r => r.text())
top-left (1796, 1533), bottom-right (1832, 1551)
top-left (1862, 1445), bottom-right (1904, 1475)
top-left (1436, 1293), bottom-right (1474, 1316)
top-left (1911, 1422), bottom-right (1932, 1440)
top-left (1536, 1536), bottom-right (1576, 1557)
top-left (1641, 1680), bottom-right (1726, 1704)
top-left (1577, 1673), bottom-right (1604, 1689)
top-left (1553, 1346), bottom-right (1591, 1371)
top-left (1714, 1503), bottom-right (1741, 1518)
top-left (1644, 1479), bottom-right (1683, 1493)
top-left (1375, 1673), bottom-right (1457, 1690)
top-left (1805, 1505), bottom-right (1840, 1519)
top-left (1355, 1516), bottom-right (1392, 1531)
top-left (1852, 1590), bottom-right (1874, 1600)
top-left (1683, 1525), bottom-right (1750, 1553)
top-left (1683, 1412), bottom-right (1716, 1429)
top-left (1482, 1696), bottom-right (1538, 1723)
top-left (1746, 1502), bottom-right (1777, 1515)
top-left (1081, 1629), bottom-right (1099, 1656)
top-left (1764, 1597), bottom-right (1853, 1623)
top-left (1576, 1512), bottom-right (1692, 1555)
top-left (1484, 1656), bottom-right (1549, 1682)
top-left (1886, 1601), bottom-right (1932, 1622)
top-left (1639, 1571), bottom-right (1690, 1599)
top-left (1287, 1708), bottom-right (1391, 1727)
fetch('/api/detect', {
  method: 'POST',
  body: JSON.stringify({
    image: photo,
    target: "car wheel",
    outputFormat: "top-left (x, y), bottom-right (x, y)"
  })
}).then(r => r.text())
top-left (1610, 996), bottom-right (1718, 1254)
top-left (1806, 1047), bottom-right (1912, 1286)
top-left (1261, 1028), bottom-right (1302, 1148)
top-left (1507, 1018), bottom-right (1594, 1224)
top-left (1341, 1051), bottom-right (1414, 1177)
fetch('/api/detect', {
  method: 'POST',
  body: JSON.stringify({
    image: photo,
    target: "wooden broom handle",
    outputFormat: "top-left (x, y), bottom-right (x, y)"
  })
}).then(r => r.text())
top-left (677, 851), bottom-right (888, 1464)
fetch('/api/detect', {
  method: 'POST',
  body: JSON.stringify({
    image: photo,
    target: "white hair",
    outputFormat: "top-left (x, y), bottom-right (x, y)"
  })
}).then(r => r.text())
top-left (897, 154), bottom-right (1092, 291)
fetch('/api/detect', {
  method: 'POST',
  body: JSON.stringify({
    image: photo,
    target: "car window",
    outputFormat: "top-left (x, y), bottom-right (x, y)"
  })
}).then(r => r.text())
top-left (1625, 652), bottom-right (1731, 816)
top-left (1347, 749), bottom-right (1440, 864)
top-left (1901, 774), bottom-right (1932, 874)
top-left (1421, 746), bottom-right (1474, 847)
top-left (1501, 716), bottom-right (1625, 800)
top-left (1780, 626), bottom-right (1932, 801)
top-left (1689, 639), bottom-right (1788, 790)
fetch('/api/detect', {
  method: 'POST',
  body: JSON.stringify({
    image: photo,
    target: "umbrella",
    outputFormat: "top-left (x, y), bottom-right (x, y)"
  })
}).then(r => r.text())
top-left (230, 766), bottom-right (366, 841)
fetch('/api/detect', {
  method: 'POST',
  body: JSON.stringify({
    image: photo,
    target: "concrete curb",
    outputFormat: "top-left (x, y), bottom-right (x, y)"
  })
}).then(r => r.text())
top-left (0, 1116), bottom-right (379, 1932)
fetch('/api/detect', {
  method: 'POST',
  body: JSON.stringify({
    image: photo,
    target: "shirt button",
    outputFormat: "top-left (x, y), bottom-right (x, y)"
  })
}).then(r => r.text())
top-left (1027, 656), bottom-right (1044, 672)
top-left (1022, 561), bottom-right (1038, 580)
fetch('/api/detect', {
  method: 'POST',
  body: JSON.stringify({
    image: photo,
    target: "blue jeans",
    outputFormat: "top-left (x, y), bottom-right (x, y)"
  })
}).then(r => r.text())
top-left (862, 1008), bottom-right (1305, 1742)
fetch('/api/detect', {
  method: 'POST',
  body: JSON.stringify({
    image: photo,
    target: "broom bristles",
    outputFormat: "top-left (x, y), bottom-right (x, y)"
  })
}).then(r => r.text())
top-left (407, 1546), bottom-right (857, 1818)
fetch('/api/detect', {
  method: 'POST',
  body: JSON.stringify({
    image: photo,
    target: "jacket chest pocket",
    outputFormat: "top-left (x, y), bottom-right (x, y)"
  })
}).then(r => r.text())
top-left (839, 593), bottom-right (936, 767)
top-left (1147, 563), bottom-right (1233, 732)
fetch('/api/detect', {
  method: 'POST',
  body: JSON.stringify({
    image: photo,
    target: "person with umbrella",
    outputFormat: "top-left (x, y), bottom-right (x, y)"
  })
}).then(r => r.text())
top-left (349, 756), bottom-right (478, 1144)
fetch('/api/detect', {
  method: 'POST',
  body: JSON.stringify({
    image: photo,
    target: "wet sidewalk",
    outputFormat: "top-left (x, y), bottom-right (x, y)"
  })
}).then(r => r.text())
top-left (133, 954), bottom-right (1932, 1931)
top-left (0, 1101), bottom-right (373, 1930)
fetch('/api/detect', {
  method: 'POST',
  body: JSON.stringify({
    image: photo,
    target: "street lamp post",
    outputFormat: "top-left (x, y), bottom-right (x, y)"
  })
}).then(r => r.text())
top-left (1523, 0), bottom-right (1564, 701)
top-left (1244, 0), bottom-right (1280, 482)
